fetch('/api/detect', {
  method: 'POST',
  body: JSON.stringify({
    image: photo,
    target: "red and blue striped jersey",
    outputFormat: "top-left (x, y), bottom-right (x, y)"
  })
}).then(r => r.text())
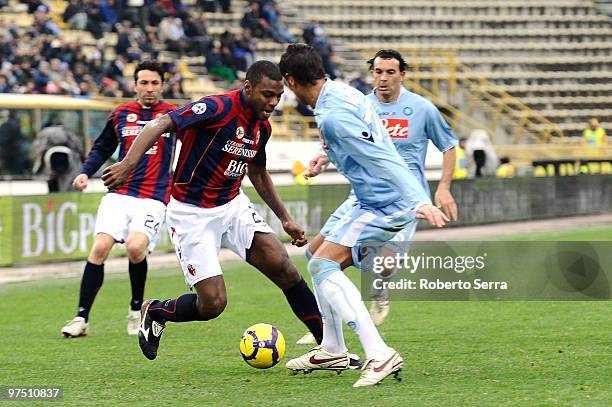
top-left (168, 89), bottom-right (272, 208)
top-left (81, 100), bottom-right (177, 203)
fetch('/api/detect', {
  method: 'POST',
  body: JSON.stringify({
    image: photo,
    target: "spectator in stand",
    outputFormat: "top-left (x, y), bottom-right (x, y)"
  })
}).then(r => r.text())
top-left (33, 6), bottom-right (60, 35)
top-left (205, 40), bottom-right (236, 82)
top-left (199, 0), bottom-right (231, 13)
top-left (233, 30), bottom-right (256, 72)
top-left (184, 12), bottom-right (210, 56)
top-left (159, 16), bottom-right (187, 57)
top-left (0, 110), bottom-right (31, 175)
top-left (63, 0), bottom-right (88, 30)
top-left (101, 78), bottom-right (122, 97)
top-left (261, 1), bottom-right (294, 43)
top-left (99, 0), bottom-right (118, 32)
top-left (302, 21), bottom-right (338, 79)
top-left (20, 0), bottom-right (47, 14)
top-left (162, 80), bottom-right (185, 99)
top-left (583, 118), bottom-right (607, 146)
top-left (241, 1), bottom-right (267, 39)
top-left (349, 71), bottom-right (370, 95)
top-left (496, 157), bottom-right (515, 178)
top-left (0, 75), bottom-right (9, 93)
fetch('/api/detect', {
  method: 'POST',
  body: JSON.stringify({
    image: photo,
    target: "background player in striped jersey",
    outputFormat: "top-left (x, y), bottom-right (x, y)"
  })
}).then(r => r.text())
top-left (102, 61), bottom-right (329, 363)
top-left (61, 61), bottom-right (177, 338)
top-left (296, 50), bottom-right (459, 346)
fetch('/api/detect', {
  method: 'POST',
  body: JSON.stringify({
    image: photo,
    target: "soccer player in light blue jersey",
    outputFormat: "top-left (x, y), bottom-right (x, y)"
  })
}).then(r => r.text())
top-left (279, 44), bottom-right (448, 387)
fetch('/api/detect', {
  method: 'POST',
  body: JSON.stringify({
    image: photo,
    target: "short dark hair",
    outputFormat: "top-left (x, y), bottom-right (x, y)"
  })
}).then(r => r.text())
top-left (134, 61), bottom-right (165, 83)
top-left (279, 43), bottom-right (326, 85)
top-left (367, 49), bottom-right (407, 72)
top-left (245, 60), bottom-right (282, 86)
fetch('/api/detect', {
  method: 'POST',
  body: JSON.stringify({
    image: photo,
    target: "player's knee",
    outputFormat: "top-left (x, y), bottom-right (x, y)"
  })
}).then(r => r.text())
top-left (197, 294), bottom-right (227, 320)
top-left (89, 242), bottom-right (112, 263)
top-left (126, 242), bottom-right (147, 263)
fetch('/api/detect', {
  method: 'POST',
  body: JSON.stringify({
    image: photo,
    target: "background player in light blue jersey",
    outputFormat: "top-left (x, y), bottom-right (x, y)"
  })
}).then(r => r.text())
top-left (298, 50), bottom-right (459, 335)
top-left (279, 44), bottom-right (448, 388)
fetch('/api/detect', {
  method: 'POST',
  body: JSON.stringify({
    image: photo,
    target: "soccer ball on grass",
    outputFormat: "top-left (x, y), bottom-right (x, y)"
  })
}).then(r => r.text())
top-left (239, 323), bottom-right (285, 369)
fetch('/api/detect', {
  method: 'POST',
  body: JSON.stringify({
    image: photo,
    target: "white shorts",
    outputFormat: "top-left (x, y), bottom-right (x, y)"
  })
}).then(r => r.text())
top-left (94, 193), bottom-right (167, 252)
top-left (166, 192), bottom-right (275, 288)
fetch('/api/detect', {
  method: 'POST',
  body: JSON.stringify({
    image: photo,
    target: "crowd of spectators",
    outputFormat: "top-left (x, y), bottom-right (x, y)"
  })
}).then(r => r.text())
top-left (0, 0), bottom-right (347, 98)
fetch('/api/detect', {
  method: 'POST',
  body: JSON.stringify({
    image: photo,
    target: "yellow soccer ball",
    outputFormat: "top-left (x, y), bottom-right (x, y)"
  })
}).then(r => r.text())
top-left (239, 323), bottom-right (286, 369)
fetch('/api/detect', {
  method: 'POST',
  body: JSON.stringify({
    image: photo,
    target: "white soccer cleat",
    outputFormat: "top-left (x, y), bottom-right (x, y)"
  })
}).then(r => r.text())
top-left (296, 332), bottom-right (317, 345)
top-left (286, 345), bottom-right (350, 373)
top-left (369, 299), bottom-right (390, 326)
top-left (61, 316), bottom-right (89, 338)
top-left (353, 349), bottom-right (403, 388)
top-left (127, 309), bottom-right (140, 335)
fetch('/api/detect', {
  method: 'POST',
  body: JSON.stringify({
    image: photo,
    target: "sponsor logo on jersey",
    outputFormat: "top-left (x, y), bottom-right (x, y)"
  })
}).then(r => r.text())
top-left (222, 140), bottom-right (257, 158)
top-left (121, 126), bottom-right (142, 137)
top-left (127, 113), bottom-right (138, 123)
top-left (381, 118), bottom-right (409, 138)
top-left (224, 159), bottom-right (248, 178)
top-left (236, 126), bottom-right (245, 139)
top-left (192, 103), bottom-right (207, 114)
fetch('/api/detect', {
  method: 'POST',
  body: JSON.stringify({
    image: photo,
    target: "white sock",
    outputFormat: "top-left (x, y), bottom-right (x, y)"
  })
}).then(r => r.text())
top-left (309, 257), bottom-right (391, 359)
top-left (312, 285), bottom-right (346, 354)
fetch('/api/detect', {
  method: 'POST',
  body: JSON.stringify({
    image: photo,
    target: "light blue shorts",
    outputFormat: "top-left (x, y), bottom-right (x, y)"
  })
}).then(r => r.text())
top-left (320, 194), bottom-right (417, 269)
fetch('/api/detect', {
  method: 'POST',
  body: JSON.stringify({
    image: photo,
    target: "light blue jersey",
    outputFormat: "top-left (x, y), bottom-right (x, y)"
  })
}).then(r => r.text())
top-left (315, 80), bottom-right (431, 211)
top-left (366, 86), bottom-right (457, 195)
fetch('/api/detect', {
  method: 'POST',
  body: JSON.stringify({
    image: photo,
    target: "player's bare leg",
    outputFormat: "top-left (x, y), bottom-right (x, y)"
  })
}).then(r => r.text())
top-left (61, 233), bottom-right (114, 338)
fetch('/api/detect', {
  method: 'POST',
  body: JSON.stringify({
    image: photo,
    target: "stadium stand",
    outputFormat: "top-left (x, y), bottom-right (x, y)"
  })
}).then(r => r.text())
top-left (1, 0), bottom-right (611, 171)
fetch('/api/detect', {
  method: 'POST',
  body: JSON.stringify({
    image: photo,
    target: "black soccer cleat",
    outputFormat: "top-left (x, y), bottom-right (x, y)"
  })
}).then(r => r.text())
top-left (138, 299), bottom-right (166, 360)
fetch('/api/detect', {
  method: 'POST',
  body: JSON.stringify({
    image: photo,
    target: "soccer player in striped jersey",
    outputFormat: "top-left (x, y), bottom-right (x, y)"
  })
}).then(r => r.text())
top-left (102, 61), bottom-right (329, 364)
top-left (61, 61), bottom-right (178, 338)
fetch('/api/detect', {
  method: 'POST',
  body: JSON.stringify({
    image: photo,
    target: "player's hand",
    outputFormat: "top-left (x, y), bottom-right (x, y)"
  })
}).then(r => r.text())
top-left (303, 154), bottom-right (329, 179)
top-left (72, 174), bottom-right (89, 191)
top-left (282, 220), bottom-right (308, 247)
top-left (434, 188), bottom-right (458, 221)
top-left (416, 204), bottom-right (449, 228)
top-left (101, 161), bottom-right (132, 190)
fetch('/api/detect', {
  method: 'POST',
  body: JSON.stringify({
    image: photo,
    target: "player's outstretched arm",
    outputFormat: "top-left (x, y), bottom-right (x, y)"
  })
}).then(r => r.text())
top-left (102, 114), bottom-right (176, 189)
top-left (248, 163), bottom-right (307, 247)
top-left (434, 147), bottom-right (458, 221)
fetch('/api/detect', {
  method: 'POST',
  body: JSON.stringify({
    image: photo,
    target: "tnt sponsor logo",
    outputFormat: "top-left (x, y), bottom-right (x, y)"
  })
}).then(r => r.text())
top-left (381, 118), bottom-right (409, 139)
top-left (224, 159), bottom-right (248, 178)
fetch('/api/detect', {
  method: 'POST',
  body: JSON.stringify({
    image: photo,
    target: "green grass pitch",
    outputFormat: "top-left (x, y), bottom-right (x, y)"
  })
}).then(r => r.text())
top-left (0, 226), bottom-right (611, 406)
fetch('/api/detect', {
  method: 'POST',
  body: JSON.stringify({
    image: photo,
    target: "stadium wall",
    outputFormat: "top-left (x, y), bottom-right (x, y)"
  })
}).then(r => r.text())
top-left (0, 176), bottom-right (611, 265)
